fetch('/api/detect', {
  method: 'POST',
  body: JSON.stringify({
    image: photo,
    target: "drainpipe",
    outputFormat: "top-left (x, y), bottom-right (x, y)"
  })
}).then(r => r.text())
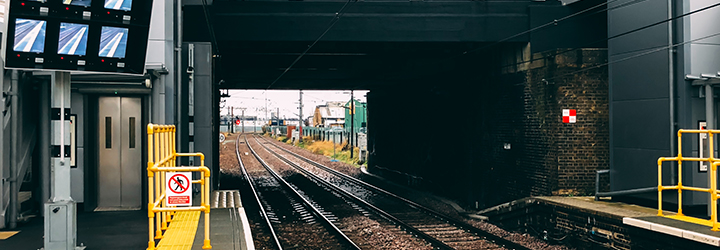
top-left (9, 71), bottom-right (19, 229)
top-left (668, 0), bottom-right (677, 185)
top-left (175, 0), bottom-right (183, 146)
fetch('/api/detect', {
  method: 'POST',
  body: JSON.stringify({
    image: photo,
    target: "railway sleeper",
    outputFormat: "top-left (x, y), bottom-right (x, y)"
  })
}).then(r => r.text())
top-left (423, 229), bottom-right (469, 235)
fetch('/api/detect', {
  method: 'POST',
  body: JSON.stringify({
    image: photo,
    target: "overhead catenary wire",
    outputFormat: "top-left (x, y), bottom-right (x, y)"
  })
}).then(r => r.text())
top-left (266, 0), bottom-right (357, 90)
top-left (497, 0), bottom-right (720, 70)
top-left (459, 0), bottom-right (629, 57)
top-left (349, 0), bottom-right (650, 89)
top-left (352, 0), bottom-right (720, 90)
top-left (523, 30), bottom-right (720, 87)
top-left (201, 0), bottom-right (220, 54)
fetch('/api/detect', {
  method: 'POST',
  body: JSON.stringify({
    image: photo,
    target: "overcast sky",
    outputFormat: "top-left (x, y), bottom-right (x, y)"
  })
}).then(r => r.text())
top-left (221, 90), bottom-right (369, 120)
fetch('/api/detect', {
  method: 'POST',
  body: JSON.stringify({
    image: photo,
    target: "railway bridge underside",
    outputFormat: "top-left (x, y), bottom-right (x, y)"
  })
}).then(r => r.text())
top-left (184, 0), bottom-right (609, 208)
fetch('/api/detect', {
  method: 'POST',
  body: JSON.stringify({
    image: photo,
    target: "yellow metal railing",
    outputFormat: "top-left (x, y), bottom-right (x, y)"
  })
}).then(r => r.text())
top-left (658, 129), bottom-right (720, 231)
top-left (147, 124), bottom-right (212, 250)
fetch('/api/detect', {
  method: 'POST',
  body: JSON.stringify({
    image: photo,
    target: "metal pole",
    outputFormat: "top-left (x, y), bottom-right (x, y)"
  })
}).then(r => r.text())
top-left (45, 71), bottom-right (79, 250)
top-left (230, 106), bottom-right (234, 133)
top-left (9, 71), bottom-right (18, 229)
top-left (707, 84), bottom-right (715, 217)
top-left (40, 77), bottom-right (51, 214)
top-left (241, 108), bottom-right (245, 133)
top-left (350, 90), bottom-right (354, 159)
top-left (299, 90), bottom-right (303, 142)
top-left (333, 132), bottom-right (336, 160)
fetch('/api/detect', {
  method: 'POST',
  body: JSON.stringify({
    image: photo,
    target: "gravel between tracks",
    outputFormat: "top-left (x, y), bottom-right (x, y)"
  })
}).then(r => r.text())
top-left (220, 134), bottom-right (275, 250)
top-left (259, 135), bottom-right (573, 250)
top-left (250, 136), bottom-right (435, 250)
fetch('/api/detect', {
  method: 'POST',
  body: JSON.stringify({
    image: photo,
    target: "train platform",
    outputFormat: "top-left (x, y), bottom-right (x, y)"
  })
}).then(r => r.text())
top-left (478, 196), bottom-right (720, 248)
top-left (0, 190), bottom-right (253, 250)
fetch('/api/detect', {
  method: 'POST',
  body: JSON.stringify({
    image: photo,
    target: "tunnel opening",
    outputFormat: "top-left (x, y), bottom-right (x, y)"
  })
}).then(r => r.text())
top-left (213, 40), bottom-right (609, 212)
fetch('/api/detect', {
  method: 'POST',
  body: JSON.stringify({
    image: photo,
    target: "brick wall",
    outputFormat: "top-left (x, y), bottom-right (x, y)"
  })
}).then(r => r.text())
top-left (366, 47), bottom-right (609, 209)
top-left (517, 48), bottom-right (609, 196)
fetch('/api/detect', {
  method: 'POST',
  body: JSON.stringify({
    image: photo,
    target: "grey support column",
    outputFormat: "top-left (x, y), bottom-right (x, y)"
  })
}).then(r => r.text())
top-left (44, 71), bottom-right (82, 250)
top-left (40, 78), bottom-right (51, 214)
top-left (707, 84), bottom-right (715, 218)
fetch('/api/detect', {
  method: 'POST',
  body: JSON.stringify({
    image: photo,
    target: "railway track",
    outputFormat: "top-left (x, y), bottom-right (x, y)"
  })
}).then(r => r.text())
top-left (235, 134), bottom-right (361, 250)
top-left (254, 135), bottom-right (531, 250)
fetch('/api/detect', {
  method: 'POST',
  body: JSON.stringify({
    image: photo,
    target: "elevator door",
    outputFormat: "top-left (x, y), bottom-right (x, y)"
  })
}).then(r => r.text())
top-left (97, 97), bottom-right (142, 210)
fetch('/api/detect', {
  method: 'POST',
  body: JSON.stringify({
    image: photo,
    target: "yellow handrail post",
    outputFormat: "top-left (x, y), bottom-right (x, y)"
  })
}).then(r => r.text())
top-left (147, 124), bottom-right (211, 248)
top-left (658, 158), bottom-right (664, 216)
top-left (167, 127), bottom-right (175, 221)
top-left (147, 124), bottom-right (156, 250)
top-left (154, 128), bottom-right (162, 239)
top-left (677, 131), bottom-right (684, 215)
top-left (711, 132), bottom-right (718, 231)
top-left (658, 129), bottom-right (720, 230)
top-left (712, 162), bottom-right (719, 231)
top-left (203, 167), bottom-right (212, 249)
top-left (171, 127), bottom-right (177, 218)
top-left (678, 160), bottom-right (683, 216)
top-left (161, 128), bottom-right (168, 230)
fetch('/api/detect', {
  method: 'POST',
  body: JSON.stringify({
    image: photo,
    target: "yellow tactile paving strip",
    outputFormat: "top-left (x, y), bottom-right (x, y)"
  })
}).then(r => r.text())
top-left (156, 211), bottom-right (201, 250)
top-left (0, 231), bottom-right (19, 240)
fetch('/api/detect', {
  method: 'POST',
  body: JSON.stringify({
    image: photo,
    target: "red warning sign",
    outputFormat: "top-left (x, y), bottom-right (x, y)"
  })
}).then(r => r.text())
top-left (166, 172), bottom-right (192, 206)
top-left (168, 196), bottom-right (190, 204)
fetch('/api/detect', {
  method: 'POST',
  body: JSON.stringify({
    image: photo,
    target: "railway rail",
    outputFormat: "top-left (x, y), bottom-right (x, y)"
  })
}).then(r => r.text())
top-left (236, 134), bottom-right (361, 250)
top-left (254, 135), bottom-right (531, 250)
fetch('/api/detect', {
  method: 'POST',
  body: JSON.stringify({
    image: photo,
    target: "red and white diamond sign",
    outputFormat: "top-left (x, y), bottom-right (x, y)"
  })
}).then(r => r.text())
top-left (562, 109), bottom-right (576, 124)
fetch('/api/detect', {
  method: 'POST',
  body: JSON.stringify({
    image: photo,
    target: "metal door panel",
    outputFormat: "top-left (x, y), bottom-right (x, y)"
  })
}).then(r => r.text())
top-left (97, 97), bottom-right (121, 207)
top-left (120, 97), bottom-right (142, 208)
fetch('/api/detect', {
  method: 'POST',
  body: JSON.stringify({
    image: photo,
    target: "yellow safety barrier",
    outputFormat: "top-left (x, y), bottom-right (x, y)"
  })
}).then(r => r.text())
top-left (147, 124), bottom-right (212, 250)
top-left (658, 129), bottom-right (720, 231)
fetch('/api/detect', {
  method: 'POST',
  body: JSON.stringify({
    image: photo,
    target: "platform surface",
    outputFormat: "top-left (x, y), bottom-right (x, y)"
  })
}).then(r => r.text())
top-left (157, 211), bottom-right (202, 250)
top-left (0, 190), bottom-right (253, 250)
top-left (0, 210), bottom-right (148, 250)
top-left (192, 190), bottom-right (253, 250)
top-left (624, 216), bottom-right (720, 246)
top-left (536, 196), bottom-right (659, 218)
top-left (535, 196), bottom-right (720, 247)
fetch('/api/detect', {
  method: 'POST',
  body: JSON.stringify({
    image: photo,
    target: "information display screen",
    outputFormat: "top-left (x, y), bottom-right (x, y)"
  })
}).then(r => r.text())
top-left (5, 0), bottom-right (153, 74)
top-left (104, 0), bottom-right (131, 11)
top-left (14, 18), bottom-right (47, 53)
top-left (65, 0), bottom-right (92, 7)
top-left (58, 23), bottom-right (89, 56)
top-left (99, 26), bottom-right (128, 58)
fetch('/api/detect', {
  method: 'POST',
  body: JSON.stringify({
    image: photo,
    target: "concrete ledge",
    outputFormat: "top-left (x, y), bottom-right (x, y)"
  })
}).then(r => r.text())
top-left (238, 207), bottom-right (255, 250)
top-left (624, 217), bottom-right (720, 247)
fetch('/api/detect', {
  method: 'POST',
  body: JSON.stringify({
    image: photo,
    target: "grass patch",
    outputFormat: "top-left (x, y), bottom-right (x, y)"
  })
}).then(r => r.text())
top-left (298, 139), bottom-right (361, 166)
top-left (263, 134), bottom-right (364, 166)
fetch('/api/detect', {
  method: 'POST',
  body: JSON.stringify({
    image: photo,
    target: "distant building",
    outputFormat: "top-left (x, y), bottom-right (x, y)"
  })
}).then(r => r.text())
top-left (284, 118), bottom-right (301, 126)
top-left (344, 99), bottom-right (367, 133)
top-left (313, 102), bottom-right (345, 127)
